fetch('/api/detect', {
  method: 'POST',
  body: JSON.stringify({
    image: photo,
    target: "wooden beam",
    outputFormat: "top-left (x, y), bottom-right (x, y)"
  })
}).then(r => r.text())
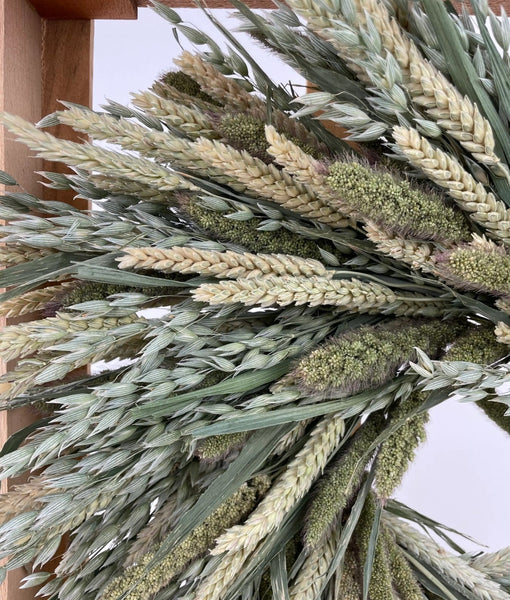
top-left (137, 0), bottom-right (276, 7)
top-left (30, 0), bottom-right (137, 20)
top-left (41, 19), bottom-right (94, 209)
top-left (0, 1), bottom-right (45, 599)
top-left (1, 3), bottom-right (95, 600)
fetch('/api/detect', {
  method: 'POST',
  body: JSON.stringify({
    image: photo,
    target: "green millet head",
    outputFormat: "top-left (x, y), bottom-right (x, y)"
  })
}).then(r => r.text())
top-left (436, 247), bottom-right (510, 297)
top-left (100, 480), bottom-right (264, 600)
top-left (355, 492), bottom-right (394, 600)
top-left (158, 70), bottom-right (220, 105)
top-left (445, 325), bottom-right (509, 364)
top-left (183, 195), bottom-right (340, 261)
top-left (383, 526), bottom-right (423, 600)
top-left (218, 114), bottom-right (271, 163)
top-left (295, 319), bottom-right (460, 396)
top-left (304, 415), bottom-right (385, 549)
top-left (195, 432), bottom-right (249, 462)
top-left (326, 161), bottom-right (470, 243)
top-left (375, 392), bottom-right (429, 500)
top-left (337, 545), bottom-right (363, 600)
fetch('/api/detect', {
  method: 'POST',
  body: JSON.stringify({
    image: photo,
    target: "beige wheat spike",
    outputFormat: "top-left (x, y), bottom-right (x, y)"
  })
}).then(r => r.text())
top-left (130, 90), bottom-right (215, 137)
top-left (57, 106), bottom-right (238, 188)
top-left (194, 546), bottom-right (252, 600)
top-left (393, 126), bottom-right (510, 242)
top-left (0, 282), bottom-right (74, 318)
top-left (495, 322), bottom-right (510, 345)
top-left (212, 414), bottom-right (345, 556)
top-left (496, 298), bottom-right (510, 315)
top-left (364, 221), bottom-right (437, 271)
top-left (0, 113), bottom-right (196, 192)
top-left (358, 0), bottom-right (504, 173)
top-left (57, 107), bottom-right (202, 165)
top-left (290, 527), bottom-right (339, 600)
top-left (470, 547), bottom-right (510, 579)
top-left (265, 125), bottom-right (351, 221)
top-left (0, 313), bottom-right (140, 363)
top-left (118, 246), bottom-right (332, 280)
top-left (384, 513), bottom-right (510, 600)
top-left (0, 245), bottom-right (54, 266)
top-left (193, 275), bottom-right (445, 316)
top-left (0, 477), bottom-right (54, 525)
top-left (194, 137), bottom-right (347, 226)
top-left (193, 275), bottom-right (398, 311)
top-left (174, 51), bottom-right (265, 112)
top-left (272, 420), bottom-right (310, 455)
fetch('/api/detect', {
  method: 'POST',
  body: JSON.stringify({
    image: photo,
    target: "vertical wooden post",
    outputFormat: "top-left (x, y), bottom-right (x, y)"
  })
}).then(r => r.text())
top-left (0, 0), bottom-right (44, 594)
top-left (0, 2), bottom-right (93, 599)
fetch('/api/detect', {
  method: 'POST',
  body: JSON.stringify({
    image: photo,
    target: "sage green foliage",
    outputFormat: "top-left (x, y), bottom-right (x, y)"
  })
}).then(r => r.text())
top-left (375, 393), bottom-right (429, 500)
top-left (296, 319), bottom-right (457, 395)
top-left (355, 493), bottom-right (394, 600)
top-left (304, 415), bottom-right (384, 548)
top-left (440, 248), bottom-right (510, 296)
top-left (445, 327), bottom-right (510, 437)
top-left (185, 196), bottom-right (333, 260)
top-left (101, 477), bottom-right (268, 600)
top-left (327, 162), bottom-right (470, 243)
top-left (383, 528), bottom-right (423, 600)
top-left (195, 432), bottom-right (249, 461)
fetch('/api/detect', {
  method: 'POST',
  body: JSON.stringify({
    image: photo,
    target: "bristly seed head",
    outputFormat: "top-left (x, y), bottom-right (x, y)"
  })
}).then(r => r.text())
top-left (294, 319), bottom-right (459, 396)
top-left (327, 160), bottom-right (470, 243)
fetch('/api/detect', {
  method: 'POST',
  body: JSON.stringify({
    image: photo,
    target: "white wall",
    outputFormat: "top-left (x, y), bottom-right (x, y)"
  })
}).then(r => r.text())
top-left (93, 7), bottom-right (510, 553)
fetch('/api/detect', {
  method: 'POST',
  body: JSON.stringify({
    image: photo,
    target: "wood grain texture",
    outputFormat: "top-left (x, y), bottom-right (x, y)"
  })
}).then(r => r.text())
top-left (137, 0), bottom-right (277, 7)
top-left (41, 19), bottom-right (93, 209)
top-left (30, 0), bottom-right (137, 19)
top-left (0, 0), bottom-right (45, 596)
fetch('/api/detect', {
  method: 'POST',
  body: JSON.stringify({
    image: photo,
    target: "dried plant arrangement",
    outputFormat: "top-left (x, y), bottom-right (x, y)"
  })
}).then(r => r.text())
top-left (1, 0), bottom-right (510, 599)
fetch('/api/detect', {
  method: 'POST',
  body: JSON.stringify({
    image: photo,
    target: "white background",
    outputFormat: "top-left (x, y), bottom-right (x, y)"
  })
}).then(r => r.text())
top-left (93, 7), bottom-right (510, 553)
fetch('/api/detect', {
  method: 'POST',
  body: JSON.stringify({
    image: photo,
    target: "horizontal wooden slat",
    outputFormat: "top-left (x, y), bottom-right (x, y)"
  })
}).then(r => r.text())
top-left (137, 0), bottom-right (276, 7)
top-left (30, 0), bottom-right (137, 19)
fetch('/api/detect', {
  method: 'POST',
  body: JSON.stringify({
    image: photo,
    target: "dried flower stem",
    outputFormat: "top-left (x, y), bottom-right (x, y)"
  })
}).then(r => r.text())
top-left (470, 547), bottom-right (510, 580)
top-left (358, 0), bottom-right (503, 172)
top-left (0, 477), bottom-right (53, 525)
top-left (495, 322), bottom-right (510, 345)
top-left (0, 245), bottom-right (54, 266)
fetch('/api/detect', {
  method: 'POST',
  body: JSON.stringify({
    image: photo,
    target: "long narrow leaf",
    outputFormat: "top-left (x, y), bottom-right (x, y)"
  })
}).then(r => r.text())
top-left (362, 499), bottom-right (382, 600)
